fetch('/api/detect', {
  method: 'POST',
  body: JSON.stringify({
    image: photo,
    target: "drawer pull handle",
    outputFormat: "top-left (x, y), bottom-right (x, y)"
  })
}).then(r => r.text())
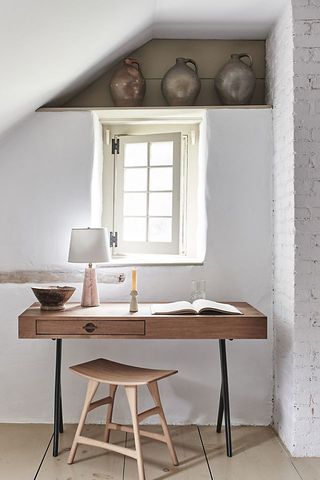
top-left (83, 322), bottom-right (97, 333)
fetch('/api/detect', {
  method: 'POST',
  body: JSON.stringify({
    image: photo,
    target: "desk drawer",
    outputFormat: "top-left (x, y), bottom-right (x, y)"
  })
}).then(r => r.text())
top-left (36, 319), bottom-right (145, 336)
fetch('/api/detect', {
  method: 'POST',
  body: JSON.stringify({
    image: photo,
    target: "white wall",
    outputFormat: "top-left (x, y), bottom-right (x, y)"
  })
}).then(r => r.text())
top-left (0, 112), bottom-right (94, 270)
top-left (154, 0), bottom-right (287, 39)
top-left (266, 1), bottom-right (295, 452)
top-left (267, 0), bottom-right (320, 457)
top-left (0, 109), bottom-right (273, 426)
top-left (0, 0), bottom-right (155, 137)
top-left (291, 0), bottom-right (320, 457)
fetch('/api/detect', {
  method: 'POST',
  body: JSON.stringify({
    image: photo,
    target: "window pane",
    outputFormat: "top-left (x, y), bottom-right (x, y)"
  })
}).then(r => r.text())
top-left (149, 192), bottom-right (172, 216)
top-left (149, 167), bottom-right (173, 191)
top-left (123, 217), bottom-right (146, 241)
top-left (124, 142), bottom-right (148, 167)
top-left (123, 193), bottom-right (147, 216)
top-left (150, 141), bottom-right (173, 166)
top-left (124, 168), bottom-right (147, 191)
top-left (148, 217), bottom-right (172, 242)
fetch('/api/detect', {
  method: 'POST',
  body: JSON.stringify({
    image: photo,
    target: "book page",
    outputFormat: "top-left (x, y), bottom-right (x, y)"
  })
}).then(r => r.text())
top-left (192, 299), bottom-right (242, 314)
top-left (151, 301), bottom-right (195, 315)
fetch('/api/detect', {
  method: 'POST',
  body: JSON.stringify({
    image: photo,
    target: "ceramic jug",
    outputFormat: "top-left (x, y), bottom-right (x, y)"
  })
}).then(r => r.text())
top-left (214, 54), bottom-right (256, 105)
top-left (109, 58), bottom-right (146, 107)
top-left (161, 57), bottom-right (201, 106)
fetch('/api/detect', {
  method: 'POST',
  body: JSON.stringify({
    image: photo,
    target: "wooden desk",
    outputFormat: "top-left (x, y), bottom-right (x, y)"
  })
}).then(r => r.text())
top-left (19, 302), bottom-right (267, 458)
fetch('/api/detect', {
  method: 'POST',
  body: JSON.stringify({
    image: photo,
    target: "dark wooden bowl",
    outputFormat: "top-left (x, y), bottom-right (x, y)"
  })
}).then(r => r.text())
top-left (31, 286), bottom-right (76, 310)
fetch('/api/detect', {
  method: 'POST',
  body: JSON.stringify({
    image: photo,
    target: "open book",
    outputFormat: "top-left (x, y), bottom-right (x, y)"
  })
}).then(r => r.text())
top-left (151, 299), bottom-right (243, 315)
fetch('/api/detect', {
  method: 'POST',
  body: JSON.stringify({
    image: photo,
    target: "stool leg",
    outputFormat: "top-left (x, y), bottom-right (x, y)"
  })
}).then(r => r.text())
top-left (148, 381), bottom-right (179, 466)
top-left (125, 386), bottom-right (145, 480)
top-left (104, 384), bottom-right (118, 443)
top-left (68, 380), bottom-right (99, 465)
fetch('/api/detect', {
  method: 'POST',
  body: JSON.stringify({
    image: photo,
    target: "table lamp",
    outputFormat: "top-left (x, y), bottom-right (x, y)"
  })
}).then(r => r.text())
top-left (68, 227), bottom-right (111, 307)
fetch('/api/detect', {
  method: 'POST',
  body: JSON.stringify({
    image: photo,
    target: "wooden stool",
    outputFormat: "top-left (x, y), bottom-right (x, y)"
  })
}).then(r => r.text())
top-left (68, 358), bottom-right (179, 480)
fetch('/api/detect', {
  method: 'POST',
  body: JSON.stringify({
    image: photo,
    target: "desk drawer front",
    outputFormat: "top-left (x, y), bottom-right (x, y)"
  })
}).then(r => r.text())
top-left (36, 319), bottom-right (145, 336)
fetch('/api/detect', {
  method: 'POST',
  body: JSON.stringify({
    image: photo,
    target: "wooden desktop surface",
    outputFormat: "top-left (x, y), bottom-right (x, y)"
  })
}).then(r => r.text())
top-left (19, 302), bottom-right (267, 340)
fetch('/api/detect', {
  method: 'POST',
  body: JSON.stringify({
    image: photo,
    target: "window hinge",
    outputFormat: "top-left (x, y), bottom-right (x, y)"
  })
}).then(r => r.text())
top-left (110, 231), bottom-right (118, 248)
top-left (111, 138), bottom-right (120, 155)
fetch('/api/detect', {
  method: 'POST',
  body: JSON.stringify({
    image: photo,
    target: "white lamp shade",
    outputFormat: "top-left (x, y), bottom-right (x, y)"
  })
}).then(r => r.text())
top-left (68, 228), bottom-right (111, 264)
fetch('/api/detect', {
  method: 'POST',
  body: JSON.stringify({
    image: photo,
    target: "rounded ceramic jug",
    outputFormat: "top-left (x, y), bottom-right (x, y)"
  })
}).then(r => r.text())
top-left (109, 58), bottom-right (146, 107)
top-left (214, 54), bottom-right (256, 105)
top-left (161, 57), bottom-right (201, 106)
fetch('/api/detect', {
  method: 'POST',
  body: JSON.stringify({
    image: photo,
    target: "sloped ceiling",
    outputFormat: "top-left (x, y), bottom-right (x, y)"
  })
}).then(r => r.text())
top-left (0, 0), bottom-right (286, 137)
top-left (154, 0), bottom-right (287, 39)
top-left (0, 0), bottom-right (155, 138)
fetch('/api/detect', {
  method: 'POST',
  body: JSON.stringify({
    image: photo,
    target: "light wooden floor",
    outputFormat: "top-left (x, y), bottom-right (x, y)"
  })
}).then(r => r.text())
top-left (1, 424), bottom-right (320, 480)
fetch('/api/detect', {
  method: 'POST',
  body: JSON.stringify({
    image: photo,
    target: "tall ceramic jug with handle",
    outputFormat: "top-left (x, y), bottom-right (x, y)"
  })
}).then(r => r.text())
top-left (161, 57), bottom-right (201, 106)
top-left (215, 54), bottom-right (256, 105)
top-left (110, 58), bottom-right (146, 107)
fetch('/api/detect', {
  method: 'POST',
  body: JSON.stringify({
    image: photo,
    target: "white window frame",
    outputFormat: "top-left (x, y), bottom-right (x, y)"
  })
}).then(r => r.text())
top-left (114, 132), bottom-right (181, 255)
top-left (101, 119), bottom-right (204, 264)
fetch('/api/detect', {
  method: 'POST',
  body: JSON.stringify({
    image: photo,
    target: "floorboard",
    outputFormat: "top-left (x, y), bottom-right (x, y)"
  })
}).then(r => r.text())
top-left (34, 433), bottom-right (53, 479)
top-left (199, 425), bottom-right (303, 480)
top-left (291, 457), bottom-right (320, 480)
top-left (3, 424), bottom-right (320, 479)
top-left (123, 425), bottom-right (212, 480)
top-left (37, 424), bottom-right (125, 480)
top-left (0, 424), bottom-right (52, 480)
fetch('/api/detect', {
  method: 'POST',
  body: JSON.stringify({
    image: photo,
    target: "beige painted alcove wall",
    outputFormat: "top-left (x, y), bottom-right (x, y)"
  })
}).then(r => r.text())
top-left (61, 39), bottom-right (266, 108)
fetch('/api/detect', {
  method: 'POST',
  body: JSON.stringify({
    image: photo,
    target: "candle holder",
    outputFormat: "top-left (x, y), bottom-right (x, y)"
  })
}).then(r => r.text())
top-left (130, 289), bottom-right (138, 313)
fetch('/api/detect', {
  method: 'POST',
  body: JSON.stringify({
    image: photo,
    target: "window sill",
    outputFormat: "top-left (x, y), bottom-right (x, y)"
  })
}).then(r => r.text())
top-left (99, 254), bottom-right (204, 267)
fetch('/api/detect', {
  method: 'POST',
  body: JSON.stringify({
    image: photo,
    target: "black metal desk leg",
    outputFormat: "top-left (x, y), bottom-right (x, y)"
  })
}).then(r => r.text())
top-left (53, 339), bottom-right (63, 456)
top-left (216, 385), bottom-right (224, 433)
top-left (59, 392), bottom-right (64, 434)
top-left (219, 339), bottom-right (232, 457)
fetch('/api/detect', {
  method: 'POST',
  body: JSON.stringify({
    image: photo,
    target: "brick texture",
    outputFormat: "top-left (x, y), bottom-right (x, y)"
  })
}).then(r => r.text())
top-left (293, 0), bottom-right (320, 457)
top-left (267, 0), bottom-right (320, 456)
top-left (266, 2), bottom-right (295, 453)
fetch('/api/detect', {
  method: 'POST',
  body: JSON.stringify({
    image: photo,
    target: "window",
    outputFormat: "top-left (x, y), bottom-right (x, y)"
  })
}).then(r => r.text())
top-left (101, 120), bottom-right (204, 264)
top-left (114, 133), bottom-right (181, 254)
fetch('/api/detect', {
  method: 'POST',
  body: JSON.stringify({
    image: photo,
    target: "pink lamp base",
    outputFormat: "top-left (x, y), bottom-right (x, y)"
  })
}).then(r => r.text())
top-left (81, 267), bottom-right (100, 307)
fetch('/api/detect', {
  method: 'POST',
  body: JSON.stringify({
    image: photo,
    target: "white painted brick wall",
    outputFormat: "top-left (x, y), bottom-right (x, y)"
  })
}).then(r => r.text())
top-left (266, 1), bottom-right (296, 452)
top-left (268, 0), bottom-right (320, 456)
top-left (293, 0), bottom-right (320, 457)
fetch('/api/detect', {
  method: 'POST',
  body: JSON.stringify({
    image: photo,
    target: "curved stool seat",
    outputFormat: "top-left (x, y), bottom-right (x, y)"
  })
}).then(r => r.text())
top-left (70, 357), bottom-right (177, 386)
top-left (68, 358), bottom-right (178, 480)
